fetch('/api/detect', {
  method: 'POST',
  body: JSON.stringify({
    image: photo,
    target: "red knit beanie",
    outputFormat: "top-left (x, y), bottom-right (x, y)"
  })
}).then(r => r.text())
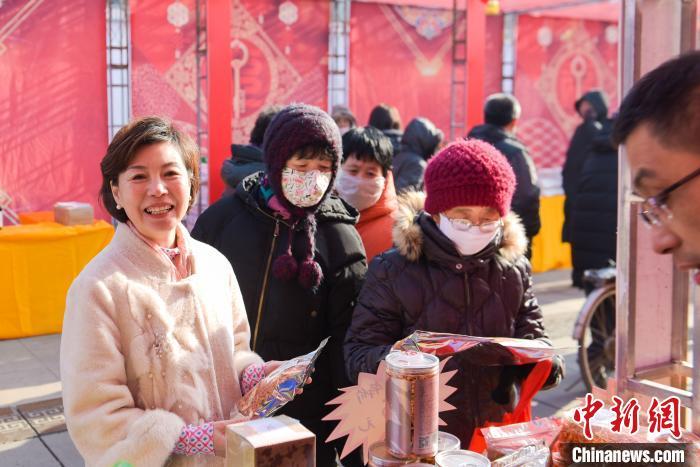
top-left (424, 139), bottom-right (516, 216)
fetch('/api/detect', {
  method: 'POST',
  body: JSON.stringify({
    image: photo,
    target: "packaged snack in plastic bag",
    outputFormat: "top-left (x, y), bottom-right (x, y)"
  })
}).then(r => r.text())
top-left (394, 331), bottom-right (566, 365)
top-left (491, 443), bottom-right (550, 467)
top-left (481, 417), bottom-right (562, 460)
top-left (237, 337), bottom-right (329, 418)
top-left (557, 408), bottom-right (639, 445)
top-left (555, 408), bottom-right (646, 466)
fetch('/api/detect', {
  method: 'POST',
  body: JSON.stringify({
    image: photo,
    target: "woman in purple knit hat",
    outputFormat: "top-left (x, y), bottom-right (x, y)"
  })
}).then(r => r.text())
top-left (193, 104), bottom-right (366, 466)
top-left (344, 138), bottom-right (564, 448)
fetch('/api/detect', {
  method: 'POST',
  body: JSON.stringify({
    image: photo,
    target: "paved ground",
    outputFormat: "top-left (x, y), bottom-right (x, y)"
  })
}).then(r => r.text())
top-left (531, 269), bottom-right (588, 419)
top-left (0, 269), bottom-right (586, 466)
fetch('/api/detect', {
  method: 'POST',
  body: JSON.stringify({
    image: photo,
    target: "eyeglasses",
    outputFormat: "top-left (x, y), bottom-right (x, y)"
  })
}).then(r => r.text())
top-left (447, 217), bottom-right (503, 233)
top-left (637, 167), bottom-right (700, 227)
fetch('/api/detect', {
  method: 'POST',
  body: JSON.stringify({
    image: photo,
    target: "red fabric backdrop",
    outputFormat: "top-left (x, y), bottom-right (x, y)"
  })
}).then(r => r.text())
top-left (0, 0), bottom-right (108, 216)
top-left (1, 1), bottom-right (627, 219)
top-left (130, 0), bottom-right (200, 144)
top-left (232, 0), bottom-right (329, 144)
top-left (130, 0), bottom-right (329, 207)
top-left (349, 2), bottom-right (501, 138)
top-left (514, 15), bottom-right (619, 170)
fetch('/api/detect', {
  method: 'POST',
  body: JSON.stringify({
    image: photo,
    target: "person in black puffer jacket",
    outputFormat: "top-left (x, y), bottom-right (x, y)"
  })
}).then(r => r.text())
top-left (345, 139), bottom-right (564, 448)
top-left (468, 94), bottom-right (540, 257)
top-left (570, 118), bottom-right (618, 288)
top-left (393, 117), bottom-right (443, 193)
top-left (193, 104), bottom-right (367, 466)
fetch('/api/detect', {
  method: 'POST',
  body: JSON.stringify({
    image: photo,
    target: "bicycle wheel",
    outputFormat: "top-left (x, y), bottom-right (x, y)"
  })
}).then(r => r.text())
top-left (578, 285), bottom-right (616, 392)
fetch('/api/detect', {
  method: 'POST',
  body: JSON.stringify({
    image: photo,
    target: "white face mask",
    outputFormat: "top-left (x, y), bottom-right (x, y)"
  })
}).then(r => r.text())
top-left (335, 170), bottom-right (386, 211)
top-left (438, 214), bottom-right (501, 256)
top-left (281, 168), bottom-right (331, 208)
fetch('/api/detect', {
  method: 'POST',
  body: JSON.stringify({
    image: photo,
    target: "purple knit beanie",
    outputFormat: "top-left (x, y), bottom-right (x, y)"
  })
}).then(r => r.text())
top-left (261, 104), bottom-right (342, 290)
top-left (424, 139), bottom-right (516, 216)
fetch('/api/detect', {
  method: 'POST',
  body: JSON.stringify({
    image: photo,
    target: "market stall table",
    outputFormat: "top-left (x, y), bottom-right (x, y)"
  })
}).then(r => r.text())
top-left (19, 211), bottom-right (55, 224)
top-left (0, 221), bottom-right (114, 339)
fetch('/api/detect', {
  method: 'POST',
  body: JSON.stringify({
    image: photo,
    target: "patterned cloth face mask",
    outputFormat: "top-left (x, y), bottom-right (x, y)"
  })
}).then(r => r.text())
top-left (281, 168), bottom-right (332, 208)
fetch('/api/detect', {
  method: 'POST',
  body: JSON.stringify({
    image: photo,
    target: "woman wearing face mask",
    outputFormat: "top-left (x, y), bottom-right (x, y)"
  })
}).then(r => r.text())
top-left (192, 104), bottom-right (367, 466)
top-left (60, 117), bottom-right (276, 466)
top-left (344, 139), bottom-right (564, 447)
top-left (336, 126), bottom-right (397, 262)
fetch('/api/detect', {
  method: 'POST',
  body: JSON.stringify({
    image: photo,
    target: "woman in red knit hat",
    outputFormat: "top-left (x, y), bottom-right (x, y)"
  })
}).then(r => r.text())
top-left (344, 138), bottom-right (564, 448)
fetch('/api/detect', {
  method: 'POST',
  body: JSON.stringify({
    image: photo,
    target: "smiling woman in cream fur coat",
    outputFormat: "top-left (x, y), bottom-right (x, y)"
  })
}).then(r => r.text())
top-left (60, 117), bottom-right (271, 467)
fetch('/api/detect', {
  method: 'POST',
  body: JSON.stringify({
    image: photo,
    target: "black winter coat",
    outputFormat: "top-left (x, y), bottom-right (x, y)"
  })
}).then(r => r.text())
top-left (393, 118), bottom-right (443, 193)
top-left (344, 192), bottom-right (562, 446)
top-left (382, 129), bottom-right (403, 157)
top-left (570, 121), bottom-right (618, 277)
top-left (468, 124), bottom-right (541, 240)
top-left (220, 143), bottom-right (265, 191)
top-left (192, 173), bottom-right (367, 466)
top-left (562, 90), bottom-right (609, 243)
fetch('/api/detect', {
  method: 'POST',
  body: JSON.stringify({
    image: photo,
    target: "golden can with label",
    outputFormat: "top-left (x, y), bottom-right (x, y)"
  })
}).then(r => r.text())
top-left (385, 351), bottom-right (440, 459)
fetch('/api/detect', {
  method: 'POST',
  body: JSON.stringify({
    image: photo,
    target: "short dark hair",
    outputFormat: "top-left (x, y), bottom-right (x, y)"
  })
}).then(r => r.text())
top-left (341, 126), bottom-right (393, 176)
top-left (99, 116), bottom-right (200, 223)
top-left (613, 51), bottom-right (700, 153)
top-left (368, 104), bottom-right (402, 130)
top-left (484, 93), bottom-right (522, 127)
top-left (250, 105), bottom-right (282, 147)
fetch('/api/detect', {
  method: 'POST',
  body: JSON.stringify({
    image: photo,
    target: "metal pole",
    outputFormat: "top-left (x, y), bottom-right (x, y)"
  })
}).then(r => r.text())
top-left (615, 0), bottom-right (638, 400)
top-left (327, 0), bottom-right (351, 111)
top-left (501, 13), bottom-right (517, 94)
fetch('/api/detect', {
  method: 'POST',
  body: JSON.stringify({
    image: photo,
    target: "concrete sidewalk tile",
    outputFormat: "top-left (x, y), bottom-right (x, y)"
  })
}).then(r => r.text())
top-left (532, 399), bottom-right (561, 419)
top-left (0, 407), bottom-right (34, 445)
top-left (19, 335), bottom-right (61, 354)
top-left (0, 365), bottom-right (59, 393)
top-left (17, 398), bottom-right (65, 435)
top-left (0, 342), bottom-right (42, 376)
top-left (0, 437), bottom-right (60, 466)
top-left (42, 431), bottom-right (82, 466)
top-left (19, 336), bottom-right (62, 379)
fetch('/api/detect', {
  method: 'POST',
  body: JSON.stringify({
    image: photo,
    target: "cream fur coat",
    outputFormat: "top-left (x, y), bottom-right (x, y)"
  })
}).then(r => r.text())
top-left (60, 223), bottom-right (263, 467)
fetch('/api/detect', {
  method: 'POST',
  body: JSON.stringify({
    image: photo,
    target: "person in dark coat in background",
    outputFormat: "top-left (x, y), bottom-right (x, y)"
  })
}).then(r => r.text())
top-left (393, 117), bottom-right (443, 193)
top-left (570, 118), bottom-right (618, 289)
top-left (368, 103), bottom-right (403, 156)
top-left (562, 90), bottom-right (610, 286)
top-left (193, 104), bottom-right (367, 466)
top-left (345, 139), bottom-right (563, 447)
top-left (468, 94), bottom-right (541, 257)
top-left (221, 105), bottom-right (281, 194)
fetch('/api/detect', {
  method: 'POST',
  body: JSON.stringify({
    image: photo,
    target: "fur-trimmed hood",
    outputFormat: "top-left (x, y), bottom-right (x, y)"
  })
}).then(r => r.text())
top-left (392, 191), bottom-right (528, 263)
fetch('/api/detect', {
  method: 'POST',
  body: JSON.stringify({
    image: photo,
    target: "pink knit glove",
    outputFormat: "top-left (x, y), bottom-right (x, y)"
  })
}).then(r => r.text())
top-left (241, 363), bottom-right (266, 395)
top-left (173, 422), bottom-right (214, 456)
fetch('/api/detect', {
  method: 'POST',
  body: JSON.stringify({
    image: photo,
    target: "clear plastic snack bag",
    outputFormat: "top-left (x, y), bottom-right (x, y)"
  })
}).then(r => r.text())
top-left (237, 337), bottom-right (329, 418)
top-left (491, 443), bottom-right (550, 467)
top-left (481, 417), bottom-right (562, 460)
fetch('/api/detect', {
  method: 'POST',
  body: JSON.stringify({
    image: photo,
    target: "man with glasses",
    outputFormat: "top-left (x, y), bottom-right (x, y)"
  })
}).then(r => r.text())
top-left (613, 51), bottom-right (700, 285)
